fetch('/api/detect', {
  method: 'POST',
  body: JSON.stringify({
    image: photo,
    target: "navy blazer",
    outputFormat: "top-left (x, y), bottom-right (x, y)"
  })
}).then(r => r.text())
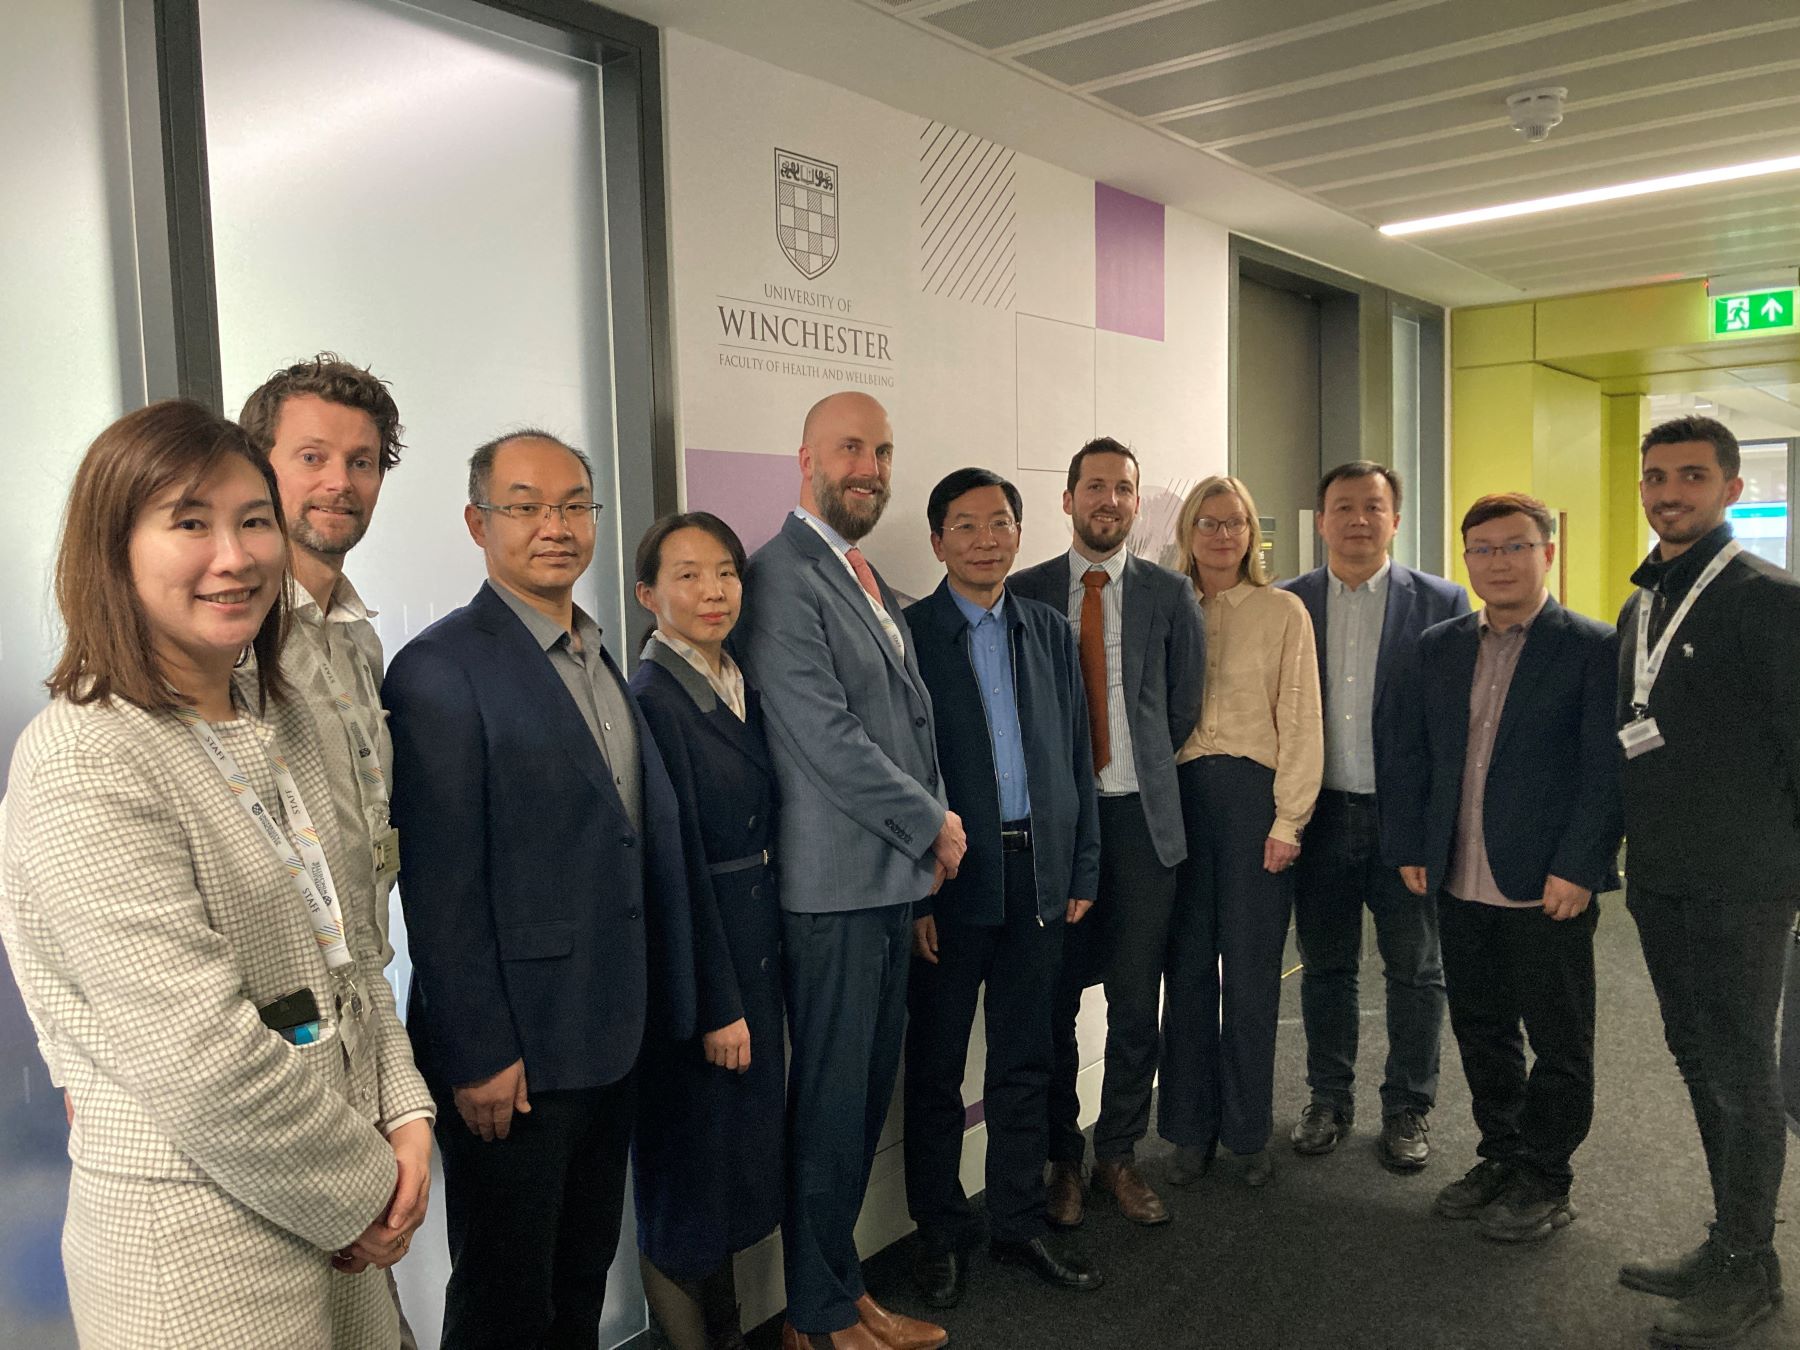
top-left (1385, 597), bottom-right (1624, 901)
top-left (384, 583), bottom-right (696, 1094)
top-left (1279, 561), bottom-right (1469, 821)
top-left (1009, 551), bottom-right (1205, 870)
top-left (903, 580), bottom-right (1102, 925)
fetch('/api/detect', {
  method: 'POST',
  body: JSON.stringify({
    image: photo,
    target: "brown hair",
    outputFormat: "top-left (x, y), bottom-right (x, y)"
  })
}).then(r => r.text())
top-left (1459, 492), bottom-right (1556, 541)
top-left (48, 400), bottom-right (289, 711)
top-left (239, 353), bottom-right (405, 473)
top-left (1175, 475), bottom-right (1271, 588)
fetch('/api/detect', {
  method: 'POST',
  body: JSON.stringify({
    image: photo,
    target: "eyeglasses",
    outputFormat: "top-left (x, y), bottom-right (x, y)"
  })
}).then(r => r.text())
top-left (1462, 541), bottom-right (1544, 559)
top-left (477, 501), bottom-right (603, 525)
top-left (942, 519), bottom-right (1020, 540)
top-left (1193, 516), bottom-right (1249, 537)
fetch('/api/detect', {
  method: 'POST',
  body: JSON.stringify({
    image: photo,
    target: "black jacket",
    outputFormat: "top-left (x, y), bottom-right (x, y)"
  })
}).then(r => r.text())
top-left (1387, 596), bottom-right (1623, 901)
top-left (1616, 524), bottom-right (1800, 902)
top-left (903, 580), bottom-right (1101, 925)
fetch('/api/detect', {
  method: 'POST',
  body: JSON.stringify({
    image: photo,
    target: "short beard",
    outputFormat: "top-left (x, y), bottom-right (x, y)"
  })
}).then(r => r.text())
top-left (1073, 512), bottom-right (1130, 556)
top-left (289, 509), bottom-right (367, 558)
top-left (1651, 507), bottom-right (1721, 547)
top-left (814, 471), bottom-right (890, 543)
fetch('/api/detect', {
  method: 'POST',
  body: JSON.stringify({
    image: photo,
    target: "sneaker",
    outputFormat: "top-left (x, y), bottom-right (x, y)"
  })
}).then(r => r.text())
top-left (1290, 1102), bottom-right (1351, 1156)
top-left (1650, 1243), bottom-right (1778, 1348)
top-left (1434, 1159), bottom-right (1514, 1219)
top-left (1478, 1174), bottom-right (1576, 1243)
top-left (1378, 1110), bottom-right (1431, 1171)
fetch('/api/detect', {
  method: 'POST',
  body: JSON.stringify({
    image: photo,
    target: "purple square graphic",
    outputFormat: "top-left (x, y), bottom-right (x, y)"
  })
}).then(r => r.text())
top-left (1095, 183), bottom-right (1165, 342)
top-left (683, 448), bottom-right (798, 555)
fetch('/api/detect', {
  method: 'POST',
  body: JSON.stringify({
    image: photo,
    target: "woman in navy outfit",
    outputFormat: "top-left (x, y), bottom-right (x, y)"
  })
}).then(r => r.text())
top-left (629, 512), bottom-right (782, 1350)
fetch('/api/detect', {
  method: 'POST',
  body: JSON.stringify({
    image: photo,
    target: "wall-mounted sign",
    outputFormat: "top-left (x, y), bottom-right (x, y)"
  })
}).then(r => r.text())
top-left (1712, 288), bottom-right (1796, 336)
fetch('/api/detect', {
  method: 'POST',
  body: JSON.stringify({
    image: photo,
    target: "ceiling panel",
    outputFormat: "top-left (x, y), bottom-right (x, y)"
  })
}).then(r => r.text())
top-left (852, 0), bottom-right (1800, 296)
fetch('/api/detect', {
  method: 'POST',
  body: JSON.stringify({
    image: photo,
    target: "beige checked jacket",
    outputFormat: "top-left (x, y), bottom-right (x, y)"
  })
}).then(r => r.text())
top-left (0, 679), bottom-right (434, 1346)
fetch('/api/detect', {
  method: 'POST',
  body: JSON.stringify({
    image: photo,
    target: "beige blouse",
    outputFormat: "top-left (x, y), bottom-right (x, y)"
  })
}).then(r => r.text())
top-left (1176, 581), bottom-right (1324, 845)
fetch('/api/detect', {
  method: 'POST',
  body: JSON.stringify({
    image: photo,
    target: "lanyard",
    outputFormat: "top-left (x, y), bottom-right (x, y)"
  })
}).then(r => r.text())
top-left (175, 707), bottom-right (354, 971)
top-left (1631, 539), bottom-right (1741, 713)
top-left (294, 637), bottom-right (390, 812)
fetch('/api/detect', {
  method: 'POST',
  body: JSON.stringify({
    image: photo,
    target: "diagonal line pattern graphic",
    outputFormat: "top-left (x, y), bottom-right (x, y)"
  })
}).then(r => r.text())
top-left (918, 121), bottom-right (1015, 309)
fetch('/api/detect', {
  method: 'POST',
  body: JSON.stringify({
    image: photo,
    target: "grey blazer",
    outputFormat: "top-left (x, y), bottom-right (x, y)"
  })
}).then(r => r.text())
top-left (1009, 550), bottom-right (1206, 870)
top-left (740, 513), bottom-right (946, 913)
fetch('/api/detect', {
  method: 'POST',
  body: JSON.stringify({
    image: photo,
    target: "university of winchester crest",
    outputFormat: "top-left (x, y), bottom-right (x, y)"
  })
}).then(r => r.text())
top-left (775, 149), bottom-right (838, 280)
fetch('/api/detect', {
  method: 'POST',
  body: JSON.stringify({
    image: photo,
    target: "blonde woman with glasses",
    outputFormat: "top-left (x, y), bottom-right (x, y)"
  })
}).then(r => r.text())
top-left (1156, 475), bottom-right (1323, 1189)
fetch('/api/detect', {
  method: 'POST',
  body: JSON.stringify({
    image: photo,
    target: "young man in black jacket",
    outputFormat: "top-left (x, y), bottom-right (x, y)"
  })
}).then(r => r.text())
top-left (900, 468), bottom-right (1104, 1311)
top-left (1613, 416), bottom-right (1800, 1350)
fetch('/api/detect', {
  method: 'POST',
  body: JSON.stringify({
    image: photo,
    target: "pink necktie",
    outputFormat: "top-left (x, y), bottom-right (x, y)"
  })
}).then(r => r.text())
top-left (845, 546), bottom-right (883, 605)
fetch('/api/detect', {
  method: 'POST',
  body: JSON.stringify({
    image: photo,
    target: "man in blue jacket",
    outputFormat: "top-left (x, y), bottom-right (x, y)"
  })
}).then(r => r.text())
top-left (385, 431), bottom-right (696, 1350)
top-left (901, 468), bottom-right (1104, 1310)
top-left (1386, 493), bottom-right (1622, 1244)
top-left (1280, 461), bottom-right (1469, 1171)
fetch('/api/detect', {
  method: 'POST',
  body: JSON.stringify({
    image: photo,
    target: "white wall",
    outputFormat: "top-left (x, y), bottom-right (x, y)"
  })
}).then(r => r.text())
top-left (661, 29), bottom-right (1230, 1328)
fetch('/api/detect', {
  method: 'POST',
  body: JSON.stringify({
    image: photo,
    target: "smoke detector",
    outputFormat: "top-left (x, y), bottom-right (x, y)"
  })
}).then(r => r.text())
top-left (1506, 87), bottom-right (1567, 143)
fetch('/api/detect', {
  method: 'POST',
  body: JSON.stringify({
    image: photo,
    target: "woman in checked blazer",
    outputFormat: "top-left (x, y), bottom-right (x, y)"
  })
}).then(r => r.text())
top-left (0, 402), bottom-right (434, 1348)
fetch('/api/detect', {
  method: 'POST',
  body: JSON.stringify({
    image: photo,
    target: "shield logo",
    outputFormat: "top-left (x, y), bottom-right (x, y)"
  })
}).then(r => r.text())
top-left (775, 149), bottom-right (839, 280)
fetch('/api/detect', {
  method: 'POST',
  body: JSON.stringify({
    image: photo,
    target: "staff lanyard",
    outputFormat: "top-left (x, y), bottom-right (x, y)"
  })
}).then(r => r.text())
top-left (1631, 539), bottom-right (1741, 714)
top-left (175, 706), bottom-right (354, 971)
top-left (295, 638), bottom-right (389, 812)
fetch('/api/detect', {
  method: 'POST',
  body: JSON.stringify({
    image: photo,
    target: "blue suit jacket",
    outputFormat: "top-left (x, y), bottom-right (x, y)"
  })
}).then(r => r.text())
top-left (903, 580), bottom-right (1101, 925)
top-left (1384, 597), bottom-right (1624, 900)
top-left (384, 583), bottom-right (696, 1093)
top-left (1008, 551), bottom-right (1205, 870)
top-left (1279, 561), bottom-right (1469, 834)
top-left (739, 513), bottom-right (946, 914)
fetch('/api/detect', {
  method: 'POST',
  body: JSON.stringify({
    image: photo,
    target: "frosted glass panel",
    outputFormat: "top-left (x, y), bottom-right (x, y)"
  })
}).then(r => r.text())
top-left (200, 0), bottom-right (637, 1345)
top-left (1, 2), bottom-right (138, 1346)
top-left (1391, 313), bottom-right (1422, 568)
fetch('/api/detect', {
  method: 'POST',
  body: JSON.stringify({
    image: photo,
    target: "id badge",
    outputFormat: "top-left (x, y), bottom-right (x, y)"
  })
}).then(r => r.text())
top-left (371, 826), bottom-right (401, 882)
top-left (1618, 716), bottom-right (1665, 760)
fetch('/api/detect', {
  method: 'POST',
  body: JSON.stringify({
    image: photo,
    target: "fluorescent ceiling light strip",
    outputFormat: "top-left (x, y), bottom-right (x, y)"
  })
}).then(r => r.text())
top-left (1379, 153), bottom-right (1800, 236)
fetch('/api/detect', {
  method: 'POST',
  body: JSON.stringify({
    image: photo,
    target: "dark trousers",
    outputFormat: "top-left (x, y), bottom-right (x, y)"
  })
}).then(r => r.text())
top-left (782, 903), bottom-right (912, 1334)
top-left (1292, 790), bottom-right (1445, 1118)
top-left (1159, 757), bottom-right (1292, 1156)
top-left (1784, 925), bottom-right (1800, 1136)
top-left (1630, 885), bottom-right (1799, 1251)
top-left (1048, 793), bottom-right (1180, 1165)
top-left (436, 1077), bottom-right (636, 1350)
top-left (1437, 892), bottom-right (1597, 1189)
top-left (904, 848), bottom-right (1063, 1248)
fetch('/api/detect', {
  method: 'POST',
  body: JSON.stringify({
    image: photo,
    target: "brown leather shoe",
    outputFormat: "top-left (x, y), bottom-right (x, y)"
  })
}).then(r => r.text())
top-left (855, 1293), bottom-right (948, 1349)
top-left (781, 1320), bottom-right (890, 1350)
top-left (1094, 1158), bottom-right (1171, 1226)
top-left (1045, 1161), bottom-right (1086, 1229)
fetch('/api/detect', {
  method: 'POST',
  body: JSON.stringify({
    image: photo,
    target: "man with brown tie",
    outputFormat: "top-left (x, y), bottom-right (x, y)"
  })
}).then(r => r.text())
top-left (1010, 437), bottom-right (1206, 1228)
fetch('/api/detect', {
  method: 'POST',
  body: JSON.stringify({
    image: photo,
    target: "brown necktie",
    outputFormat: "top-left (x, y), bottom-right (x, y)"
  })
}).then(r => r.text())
top-left (1080, 568), bottom-right (1111, 773)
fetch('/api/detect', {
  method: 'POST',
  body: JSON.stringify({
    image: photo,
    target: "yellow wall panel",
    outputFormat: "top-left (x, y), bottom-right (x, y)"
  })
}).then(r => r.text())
top-left (1451, 303), bottom-right (1534, 368)
top-left (1531, 366), bottom-right (1604, 620)
top-left (1535, 279), bottom-right (1709, 362)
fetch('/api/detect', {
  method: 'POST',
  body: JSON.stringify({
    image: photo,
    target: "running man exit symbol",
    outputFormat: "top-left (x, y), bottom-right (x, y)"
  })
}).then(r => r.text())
top-left (1712, 289), bottom-right (1795, 336)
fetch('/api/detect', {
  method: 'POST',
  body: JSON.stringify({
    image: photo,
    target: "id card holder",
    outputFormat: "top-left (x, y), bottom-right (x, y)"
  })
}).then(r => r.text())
top-left (371, 826), bottom-right (401, 882)
top-left (1618, 716), bottom-right (1665, 760)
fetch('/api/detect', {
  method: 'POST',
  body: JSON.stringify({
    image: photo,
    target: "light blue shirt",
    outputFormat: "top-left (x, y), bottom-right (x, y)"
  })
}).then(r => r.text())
top-left (950, 587), bottom-right (1031, 821)
top-left (1322, 559), bottom-right (1389, 794)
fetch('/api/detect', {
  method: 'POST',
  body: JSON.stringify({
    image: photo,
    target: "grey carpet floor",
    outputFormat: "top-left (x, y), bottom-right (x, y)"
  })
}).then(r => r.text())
top-left (756, 893), bottom-right (1797, 1350)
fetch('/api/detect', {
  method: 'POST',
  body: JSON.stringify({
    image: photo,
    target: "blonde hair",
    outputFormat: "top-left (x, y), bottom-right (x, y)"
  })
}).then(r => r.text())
top-left (1175, 475), bottom-right (1270, 589)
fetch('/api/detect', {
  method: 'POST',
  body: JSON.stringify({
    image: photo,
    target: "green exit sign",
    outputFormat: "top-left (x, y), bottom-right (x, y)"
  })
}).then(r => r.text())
top-left (1712, 288), bottom-right (1796, 336)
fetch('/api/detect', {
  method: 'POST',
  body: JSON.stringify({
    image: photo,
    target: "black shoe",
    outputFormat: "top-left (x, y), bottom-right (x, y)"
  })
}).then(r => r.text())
top-left (1166, 1144), bottom-right (1212, 1188)
top-left (1478, 1174), bottom-right (1576, 1244)
top-left (990, 1235), bottom-right (1104, 1291)
top-left (1290, 1103), bottom-right (1351, 1156)
top-left (1435, 1159), bottom-right (1514, 1219)
top-left (1650, 1243), bottom-right (1779, 1348)
top-left (1378, 1110), bottom-right (1431, 1171)
top-left (909, 1244), bottom-right (966, 1310)
top-left (1623, 1229), bottom-right (1785, 1303)
top-left (1232, 1148), bottom-right (1274, 1188)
